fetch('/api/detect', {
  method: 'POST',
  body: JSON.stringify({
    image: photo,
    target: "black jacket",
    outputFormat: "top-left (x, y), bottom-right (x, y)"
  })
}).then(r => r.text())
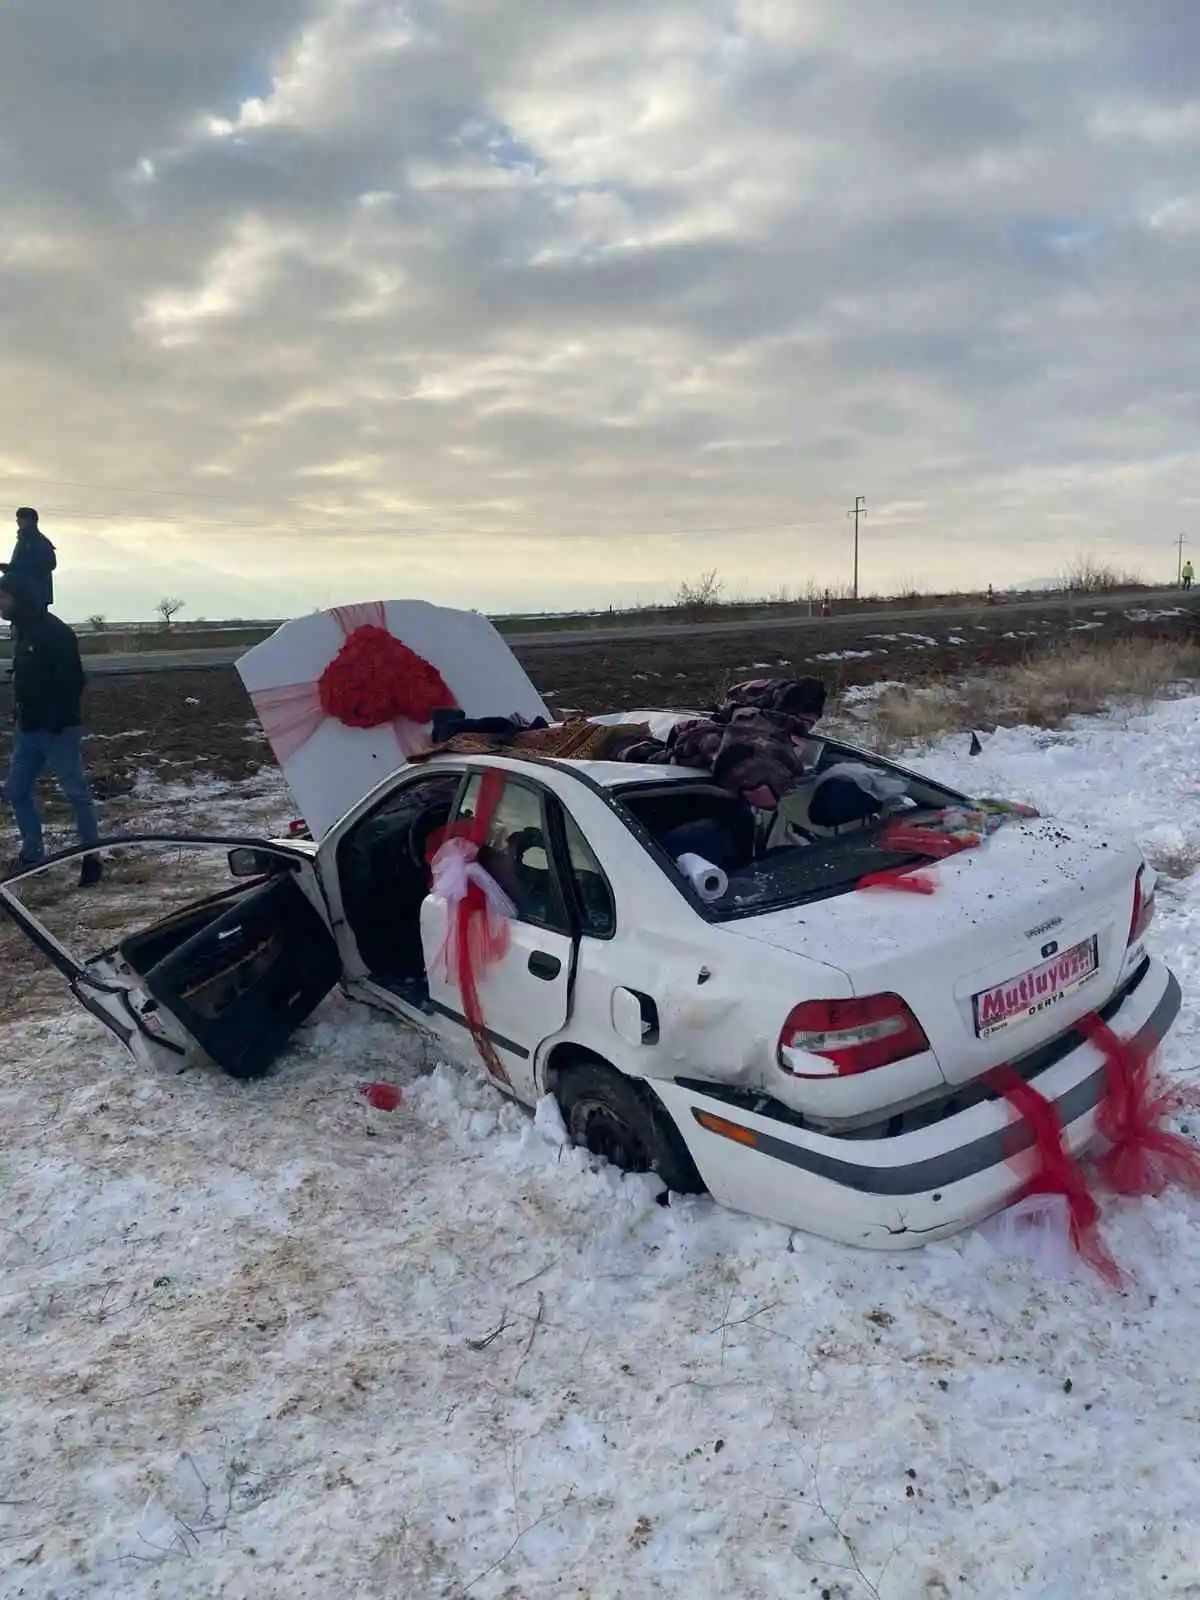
top-left (2, 529), bottom-right (57, 608)
top-left (10, 607), bottom-right (86, 733)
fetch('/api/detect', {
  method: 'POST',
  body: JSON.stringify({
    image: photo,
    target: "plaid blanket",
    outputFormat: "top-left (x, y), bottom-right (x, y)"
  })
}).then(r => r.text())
top-left (617, 677), bottom-right (826, 808)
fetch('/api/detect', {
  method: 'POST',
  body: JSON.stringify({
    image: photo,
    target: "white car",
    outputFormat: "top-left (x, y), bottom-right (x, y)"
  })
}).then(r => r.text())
top-left (0, 603), bottom-right (1179, 1249)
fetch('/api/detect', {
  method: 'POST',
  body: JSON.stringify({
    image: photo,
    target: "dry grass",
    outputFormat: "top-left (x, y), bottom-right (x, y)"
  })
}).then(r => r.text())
top-left (846, 637), bottom-right (1200, 754)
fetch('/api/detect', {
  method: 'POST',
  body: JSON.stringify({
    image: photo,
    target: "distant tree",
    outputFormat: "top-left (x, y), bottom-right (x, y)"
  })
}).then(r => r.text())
top-left (87, 614), bottom-right (107, 633)
top-left (676, 569), bottom-right (724, 615)
top-left (157, 596), bottom-right (186, 630)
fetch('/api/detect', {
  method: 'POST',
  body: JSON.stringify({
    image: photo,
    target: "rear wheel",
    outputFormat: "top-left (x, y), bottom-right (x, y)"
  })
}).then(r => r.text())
top-left (554, 1056), bottom-right (704, 1195)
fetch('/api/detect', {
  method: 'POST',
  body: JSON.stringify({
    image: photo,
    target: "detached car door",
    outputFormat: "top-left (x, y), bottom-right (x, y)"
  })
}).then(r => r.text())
top-left (420, 771), bottom-right (574, 1097)
top-left (0, 838), bottom-right (342, 1080)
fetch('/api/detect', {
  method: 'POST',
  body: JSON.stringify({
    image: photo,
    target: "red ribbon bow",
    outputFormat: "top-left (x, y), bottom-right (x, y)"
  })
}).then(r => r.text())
top-left (251, 603), bottom-right (457, 763)
top-left (426, 769), bottom-right (513, 1087)
top-left (1078, 1013), bottom-right (1200, 1198)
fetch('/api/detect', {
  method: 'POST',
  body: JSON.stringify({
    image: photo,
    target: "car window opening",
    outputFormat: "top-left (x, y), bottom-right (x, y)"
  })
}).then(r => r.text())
top-left (335, 771), bottom-right (462, 1002)
top-left (332, 769), bottom-right (615, 1005)
top-left (615, 742), bottom-right (965, 917)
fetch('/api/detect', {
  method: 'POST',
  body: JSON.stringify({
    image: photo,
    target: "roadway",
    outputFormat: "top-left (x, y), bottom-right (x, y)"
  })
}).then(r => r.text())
top-left (77, 586), bottom-right (1196, 678)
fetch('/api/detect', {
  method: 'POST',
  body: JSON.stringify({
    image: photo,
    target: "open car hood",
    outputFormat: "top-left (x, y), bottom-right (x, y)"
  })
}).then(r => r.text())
top-left (238, 599), bottom-right (549, 839)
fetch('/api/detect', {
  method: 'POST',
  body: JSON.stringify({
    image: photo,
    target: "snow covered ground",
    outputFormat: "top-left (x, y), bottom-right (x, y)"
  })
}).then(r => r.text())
top-left (4, 697), bottom-right (1200, 1599)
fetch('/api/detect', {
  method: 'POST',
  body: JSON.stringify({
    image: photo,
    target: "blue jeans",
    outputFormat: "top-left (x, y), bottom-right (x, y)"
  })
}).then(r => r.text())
top-left (4, 727), bottom-right (100, 864)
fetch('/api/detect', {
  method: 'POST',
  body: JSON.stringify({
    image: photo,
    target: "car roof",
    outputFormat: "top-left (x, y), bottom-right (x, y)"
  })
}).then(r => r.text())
top-left (546, 760), bottom-right (699, 789)
top-left (418, 752), bottom-right (701, 789)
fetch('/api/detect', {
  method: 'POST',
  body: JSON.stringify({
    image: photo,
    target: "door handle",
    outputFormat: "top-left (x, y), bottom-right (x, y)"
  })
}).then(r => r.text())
top-left (528, 951), bottom-right (562, 980)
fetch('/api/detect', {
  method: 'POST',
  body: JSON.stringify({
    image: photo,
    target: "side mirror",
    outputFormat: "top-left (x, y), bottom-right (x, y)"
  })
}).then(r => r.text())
top-left (228, 847), bottom-right (287, 879)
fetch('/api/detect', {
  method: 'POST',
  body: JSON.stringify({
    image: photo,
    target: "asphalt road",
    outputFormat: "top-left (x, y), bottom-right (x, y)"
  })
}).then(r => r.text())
top-left (76, 585), bottom-right (1197, 678)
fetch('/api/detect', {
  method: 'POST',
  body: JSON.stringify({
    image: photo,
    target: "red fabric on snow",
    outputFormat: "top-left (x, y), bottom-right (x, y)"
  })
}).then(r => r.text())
top-left (987, 1063), bottom-right (1124, 1287)
top-left (1078, 1012), bottom-right (1200, 1198)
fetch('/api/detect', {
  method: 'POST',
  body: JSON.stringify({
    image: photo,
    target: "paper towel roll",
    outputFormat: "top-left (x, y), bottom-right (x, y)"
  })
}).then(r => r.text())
top-left (676, 852), bottom-right (728, 902)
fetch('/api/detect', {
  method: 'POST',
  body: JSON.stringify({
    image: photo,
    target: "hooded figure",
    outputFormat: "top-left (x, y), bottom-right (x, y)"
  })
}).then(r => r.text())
top-left (1, 508), bottom-right (57, 610)
top-left (0, 571), bottom-right (101, 883)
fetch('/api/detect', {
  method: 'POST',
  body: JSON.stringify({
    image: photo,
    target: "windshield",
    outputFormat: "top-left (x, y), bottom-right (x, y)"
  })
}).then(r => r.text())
top-left (613, 740), bottom-right (967, 920)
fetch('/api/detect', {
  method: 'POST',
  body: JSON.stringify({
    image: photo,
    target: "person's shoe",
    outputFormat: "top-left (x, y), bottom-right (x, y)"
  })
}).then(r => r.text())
top-left (3, 854), bottom-right (43, 881)
top-left (79, 855), bottom-right (104, 888)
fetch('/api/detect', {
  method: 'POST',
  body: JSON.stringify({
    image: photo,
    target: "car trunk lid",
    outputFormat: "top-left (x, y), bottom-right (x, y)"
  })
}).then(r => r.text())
top-left (725, 817), bottom-right (1143, 1084)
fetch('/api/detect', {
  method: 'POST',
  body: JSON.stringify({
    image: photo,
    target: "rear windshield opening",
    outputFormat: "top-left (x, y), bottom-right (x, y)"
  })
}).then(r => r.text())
top-left (614, 743), bottom-right (966, 918)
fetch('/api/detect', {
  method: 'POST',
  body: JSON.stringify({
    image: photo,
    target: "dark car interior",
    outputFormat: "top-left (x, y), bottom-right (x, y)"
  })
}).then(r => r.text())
top-left (614, 739), bottom-right (966, 911)
top-left (336, 772), bottom-right (462, 993)
top-left (616, 783), bottom-right (759, 871)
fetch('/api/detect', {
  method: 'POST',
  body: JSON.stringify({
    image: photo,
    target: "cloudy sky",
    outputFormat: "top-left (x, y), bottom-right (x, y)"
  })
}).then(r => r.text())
top-left (3, 1), bottom-right (1200, 621)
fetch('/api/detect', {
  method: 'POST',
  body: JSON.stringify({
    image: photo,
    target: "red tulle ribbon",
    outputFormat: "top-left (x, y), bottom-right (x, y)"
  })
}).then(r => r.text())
top-left (988, 1012), bottom-right (1200, 1285)
top-left (987, 1063), bottom-right (1125, 1287)
top-left (1078, 1013), bottom-right (1200, 1198)
top-left (427, 768), bottom-right (513, 1086)
top-left (877, 821), bottom-right (975, 860)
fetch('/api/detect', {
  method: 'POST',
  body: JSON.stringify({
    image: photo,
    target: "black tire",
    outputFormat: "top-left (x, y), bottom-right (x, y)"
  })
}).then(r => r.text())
top-left (554, 1056), bottom-right (705, 1195)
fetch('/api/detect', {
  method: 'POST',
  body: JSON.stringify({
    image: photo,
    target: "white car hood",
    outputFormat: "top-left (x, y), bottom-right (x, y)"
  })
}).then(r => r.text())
top-left (238, 599), bottom-right (549, 839)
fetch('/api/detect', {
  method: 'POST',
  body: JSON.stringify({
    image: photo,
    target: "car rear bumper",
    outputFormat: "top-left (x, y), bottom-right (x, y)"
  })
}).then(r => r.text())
top-left (654, 958), bottom-right (1181, 1249)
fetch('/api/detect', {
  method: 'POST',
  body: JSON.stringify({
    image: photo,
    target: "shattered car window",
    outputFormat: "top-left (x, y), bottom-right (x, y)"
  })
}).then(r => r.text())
top-left (613, 742), bottom-right (966, 919)
top-left (714, 836), bottom-right (928, 915)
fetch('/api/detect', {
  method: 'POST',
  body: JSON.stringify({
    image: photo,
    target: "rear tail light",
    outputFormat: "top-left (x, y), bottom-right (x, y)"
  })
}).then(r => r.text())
top-left (778, 994), bottom-right (930, 1077)
top-left (287, 818), bottom-right (310, 839)
top-left (1128, 866), bottom-right (1155, 946)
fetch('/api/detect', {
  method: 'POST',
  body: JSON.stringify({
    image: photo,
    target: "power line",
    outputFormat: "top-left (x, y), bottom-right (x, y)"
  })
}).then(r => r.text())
top-left (0, 472), bottom-right (544, 519)
top-left (0, 471), bottom-right (846, 538)
top-left (8, 501), bottom-right (837, 538)
top-left (0, 473), bottom-right (835, 537)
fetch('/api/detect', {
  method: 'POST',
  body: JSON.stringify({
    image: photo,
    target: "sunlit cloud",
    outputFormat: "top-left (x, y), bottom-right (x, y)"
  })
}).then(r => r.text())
top-left (1, 0), bottom-right (1199, 619)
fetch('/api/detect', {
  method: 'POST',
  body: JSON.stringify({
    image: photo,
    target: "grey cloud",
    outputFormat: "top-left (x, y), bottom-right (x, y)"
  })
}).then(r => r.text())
top-left (2, 0), bottom-right (1200, 620)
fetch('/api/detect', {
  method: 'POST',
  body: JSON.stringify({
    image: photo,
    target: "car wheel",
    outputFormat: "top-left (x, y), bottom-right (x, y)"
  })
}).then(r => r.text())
top-left (554, 1056), bottom-right (705, 1195)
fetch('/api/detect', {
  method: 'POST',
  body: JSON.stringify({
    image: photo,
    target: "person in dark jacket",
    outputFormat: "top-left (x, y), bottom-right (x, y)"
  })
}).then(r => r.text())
top-left (0, 572), bottom-right (101, 883)
top-left (1, 508), bottom-right (57, 611)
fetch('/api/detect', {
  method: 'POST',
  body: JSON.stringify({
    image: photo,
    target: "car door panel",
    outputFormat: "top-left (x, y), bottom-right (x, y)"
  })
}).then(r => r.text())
top-left (420, 896), bottom-right (573, 1098)
top-left (420, 772), bottom-right (574, 1098)
top-left (140, 874), bottom-right (342, 1079)
top-left (0, 836), bottom-right (340, 1078)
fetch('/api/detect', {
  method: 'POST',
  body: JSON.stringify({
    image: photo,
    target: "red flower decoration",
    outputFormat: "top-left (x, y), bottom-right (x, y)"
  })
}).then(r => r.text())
top-left (318, 625), bottom-right (454, 730)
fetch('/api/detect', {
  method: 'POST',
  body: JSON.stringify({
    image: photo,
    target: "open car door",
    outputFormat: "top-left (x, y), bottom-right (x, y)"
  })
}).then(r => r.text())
top-left (0, 837), bottom-right (342, 1079)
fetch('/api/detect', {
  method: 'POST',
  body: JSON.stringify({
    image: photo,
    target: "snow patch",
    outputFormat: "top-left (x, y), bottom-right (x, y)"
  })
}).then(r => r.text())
top-left (4, 699), bottom-right (1200, 1595)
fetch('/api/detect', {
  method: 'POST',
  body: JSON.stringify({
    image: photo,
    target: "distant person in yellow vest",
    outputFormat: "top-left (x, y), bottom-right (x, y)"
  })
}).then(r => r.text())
top-left (1182, 560), bottom-right (1194, 591)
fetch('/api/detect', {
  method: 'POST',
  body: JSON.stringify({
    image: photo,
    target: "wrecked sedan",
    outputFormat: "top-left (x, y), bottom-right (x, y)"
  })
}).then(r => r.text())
top-left (0, 600), bottom-right (1179, 1249)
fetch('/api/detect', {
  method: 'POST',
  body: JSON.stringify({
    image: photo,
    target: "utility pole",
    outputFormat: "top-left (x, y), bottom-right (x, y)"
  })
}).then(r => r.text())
top-left (1176, 531), bottom-right (1189, 585)
top-left (847, 495), bottom-right (867, 601)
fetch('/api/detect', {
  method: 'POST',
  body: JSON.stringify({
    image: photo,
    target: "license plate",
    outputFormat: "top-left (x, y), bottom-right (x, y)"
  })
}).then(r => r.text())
top-left (973, 936), bottom-right (1099, 1039)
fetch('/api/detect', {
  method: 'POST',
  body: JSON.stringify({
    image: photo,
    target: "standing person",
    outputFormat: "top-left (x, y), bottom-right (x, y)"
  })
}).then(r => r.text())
top-left (1182, 559), bottom-right (1194, 591)
top-left (0, 572), bottom-right (102, 883)
top-left (1, 508), bottom-right (57, 612)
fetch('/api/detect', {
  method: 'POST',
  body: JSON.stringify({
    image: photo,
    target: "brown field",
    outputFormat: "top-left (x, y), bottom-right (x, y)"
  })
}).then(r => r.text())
top-left (1, 597), bottom-right (1195, 802)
